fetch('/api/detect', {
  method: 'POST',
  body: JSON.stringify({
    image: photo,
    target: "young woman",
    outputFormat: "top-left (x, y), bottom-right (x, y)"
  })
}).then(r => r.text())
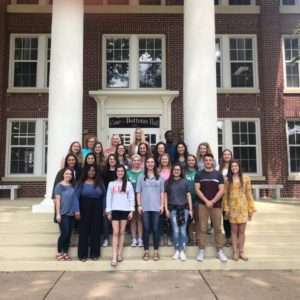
top-left (102, 153), bottom-right (119, 247)
top-left (93, 142), bottom-right (106, 173)
top-left (106, 165), bottom-right (135, 266)
top-left (223, 160), bottom-right (256, 261)
top-left (218, 148), bottom-right (233, 247)
top-left (157, 153), bottom-right (172, 181)
top-left (74, 165), bottom-right (106, 261)
top-left (165, 164), bottom-right (193, 261)
top-left (52, 154), bottom-right (81, 200)
top-left (157, 153), bottom-right (172, 247)
top-left (196, 142), bottom-right (217, 171)
top-left (128, 127), bottom-right (147, 158)
top-left (83, 153), bottom-right (97, 167)
top-left (136, 157), bottom-right (164, 261)
top-left (137, 142), bottom-right (152, 169)
top-left (185, 154), bottom-right (200, 246)
top-left (115, 143), bottom-right (131, 170)
top-left (104, 134), bottom-right (121, 157)
top-left (54, 168), bottom-right (76, 261)
top-left (60, 141), bottom-right (83, 168)
top-left (82, 134), bottom-right (97, 159)
top-left (153, 142), bottom-right (166, 167)
top-left (127, 155), bottom-right (144, 247)
top-left (174, 142), bottom-right (189, 173)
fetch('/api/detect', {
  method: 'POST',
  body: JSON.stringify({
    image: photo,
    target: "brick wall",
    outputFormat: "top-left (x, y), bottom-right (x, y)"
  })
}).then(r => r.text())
top-left (2, 2), bottom-right (300, 198)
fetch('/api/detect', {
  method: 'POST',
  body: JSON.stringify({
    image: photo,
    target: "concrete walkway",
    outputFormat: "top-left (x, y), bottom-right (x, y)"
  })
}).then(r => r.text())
top-left (1, 270), bottom-right (299, 300)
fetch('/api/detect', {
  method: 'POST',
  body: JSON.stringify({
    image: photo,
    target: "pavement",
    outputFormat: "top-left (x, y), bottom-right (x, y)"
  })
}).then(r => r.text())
top-left (1, 270), bottom-right (300, 300)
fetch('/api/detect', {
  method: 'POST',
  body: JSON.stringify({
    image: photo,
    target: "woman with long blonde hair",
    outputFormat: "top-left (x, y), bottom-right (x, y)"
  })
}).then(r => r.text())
top-left (128, 128), bottom-right (147, 158)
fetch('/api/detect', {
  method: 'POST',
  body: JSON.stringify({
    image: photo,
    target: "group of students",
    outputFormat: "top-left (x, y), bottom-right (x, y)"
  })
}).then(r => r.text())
top-left (53, 128), bottom-right (256, 265)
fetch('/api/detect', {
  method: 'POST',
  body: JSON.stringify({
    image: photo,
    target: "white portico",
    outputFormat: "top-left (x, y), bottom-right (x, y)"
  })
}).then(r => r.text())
top-left (33, 0), bottom-right (217, 212)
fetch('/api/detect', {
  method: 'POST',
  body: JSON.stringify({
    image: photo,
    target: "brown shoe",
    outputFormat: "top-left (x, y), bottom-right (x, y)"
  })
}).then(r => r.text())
top-left (153, 253), bottom-right (160, 261)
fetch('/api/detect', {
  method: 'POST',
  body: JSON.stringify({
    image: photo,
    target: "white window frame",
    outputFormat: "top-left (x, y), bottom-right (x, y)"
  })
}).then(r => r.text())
top-left (216, 35), bottom-right (259, 90)
top-left (217, 118), bottom-right (262, 176)
top-left (282, 35), bottom-right (300, 89)
top-left (6, 118), bottom-right (48, 177)
top-left (216, 0), bottom-right (256, 5)
top-left (9, 34), bottom-right (50, 90)
top-left (286, 119), bottom-right (300, 175)
top-left (281, 0), bottom-right (300, 6)
top-left (102, 34), bottom-right (166, 90)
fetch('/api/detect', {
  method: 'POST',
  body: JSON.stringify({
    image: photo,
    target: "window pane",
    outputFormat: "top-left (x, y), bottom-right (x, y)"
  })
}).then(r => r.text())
top-left (139, 63), bottom-right (162, 88)
top-left (231, 63), bottom-right (254, 87)
top-left (229, 0), bottom-right (251, 4)
top-left (10, 147), bottom-right (34, 174)
top-left (107, 63), bottom-right (129, 88)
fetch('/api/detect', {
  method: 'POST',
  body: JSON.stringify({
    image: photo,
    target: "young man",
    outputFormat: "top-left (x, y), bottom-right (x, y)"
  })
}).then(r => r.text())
top-left (164, 130), bottom-right (176, 163)
top-left (194, 153), bottom-right (227, 262)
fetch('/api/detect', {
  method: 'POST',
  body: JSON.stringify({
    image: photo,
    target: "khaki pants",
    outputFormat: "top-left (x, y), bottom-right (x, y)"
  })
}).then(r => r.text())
top-left (198, 204), bottom-right (223, 250)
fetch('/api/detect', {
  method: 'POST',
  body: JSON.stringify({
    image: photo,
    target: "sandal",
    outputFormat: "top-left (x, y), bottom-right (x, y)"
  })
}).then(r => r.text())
top-left (188, 239), bottom-right (195, 246)
top-left (117, 255), bottom-right (123, 262)
top-left (56, 253), bottom-right (64, 261)
top-left (80, 257), bottom-right (87, 262)
top-left (111, 259), bottom-right (117, 267)
top-left (143, 252), bottom-right (149, 261)
top-left (63, 253), bottom-right (72, 261)
top-left (239, 251), bottom-right (249, 261)
top-left (153, 253), bottom-right (160, 261)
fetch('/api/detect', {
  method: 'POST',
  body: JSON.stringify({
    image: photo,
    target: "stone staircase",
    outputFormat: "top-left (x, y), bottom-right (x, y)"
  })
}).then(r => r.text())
top-left (0, 199), bottom-right (300, 272)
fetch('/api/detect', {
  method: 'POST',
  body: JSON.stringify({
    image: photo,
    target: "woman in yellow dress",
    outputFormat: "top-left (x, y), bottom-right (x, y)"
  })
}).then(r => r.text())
top-left (223, 160), bottom-right (256, 261)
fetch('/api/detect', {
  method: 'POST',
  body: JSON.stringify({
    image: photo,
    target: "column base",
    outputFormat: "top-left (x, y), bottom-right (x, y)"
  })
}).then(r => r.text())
top-left (32, 194), bottom-right (54, 213)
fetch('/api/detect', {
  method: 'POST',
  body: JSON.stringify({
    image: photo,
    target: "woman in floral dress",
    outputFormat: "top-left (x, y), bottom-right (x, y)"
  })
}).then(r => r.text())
top-left (222, 160), bottom-right (256, 261)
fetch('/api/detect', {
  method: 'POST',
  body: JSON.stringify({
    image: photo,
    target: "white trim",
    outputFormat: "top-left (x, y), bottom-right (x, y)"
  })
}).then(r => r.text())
top-left (218, 118), bottom-right (262, 176)
top-left (89, 89), bottom-right (178, 148)
top-left (9, 34), bottom-right (50, 89)
top-left (216, 35), bottom-right (259, 90)
top-left (6, 118), bottom-right (48, 177)
top-left (102, 34), bottom-right (166, 90)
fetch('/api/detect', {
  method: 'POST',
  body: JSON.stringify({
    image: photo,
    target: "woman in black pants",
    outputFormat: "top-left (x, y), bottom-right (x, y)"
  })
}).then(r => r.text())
top-left (74, 164), bottom-right (106, 261)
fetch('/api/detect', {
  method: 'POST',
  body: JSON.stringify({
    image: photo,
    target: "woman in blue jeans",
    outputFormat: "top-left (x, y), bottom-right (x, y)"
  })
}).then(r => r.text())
top-left (165, 164), bottom-right (193, 261)
top-left (136, 157), bottom-right (164, 261)
top-left (54, 167), bottom-right (76, 261)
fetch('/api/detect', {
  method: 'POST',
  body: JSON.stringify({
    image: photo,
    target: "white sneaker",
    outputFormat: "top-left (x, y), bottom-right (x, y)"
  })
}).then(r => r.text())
top-left (102, 239), bottom-right (108, 247)
top-left (172, 250), bottom-right (180, 260)
top-left (180, 251), bottom-right (187, 261)
top-left (196, 249), bottom-right (205, 261)
top-left (137, 238), bottom-right (143, 247)
top-left (131, 238), bottom-right (137, 247)
top-left (217, 249), bottom-right (228, 262)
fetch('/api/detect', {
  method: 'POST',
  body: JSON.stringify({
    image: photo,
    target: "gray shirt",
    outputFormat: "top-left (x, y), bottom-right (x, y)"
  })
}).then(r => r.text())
top-left (54, 183), bottom-right (75, 216)
top-left (136, 174), bottom-right (164, 212)
top-left (165, 178), bottom-right (190, 206)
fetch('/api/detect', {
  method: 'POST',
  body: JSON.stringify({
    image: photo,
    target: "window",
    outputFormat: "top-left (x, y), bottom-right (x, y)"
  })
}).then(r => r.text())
top-left (283, 37), bottom-right (300, 87)
top-left (7, 119), bottom-right (48, 176)
top-left (139, 38), bottom-right (162, 88)
top-left (287, 120), bottom-right (300, 173)
top-left (216, 35), bottom-right (258, 89)
top-left (281, 0), bottom-right (298, 5)
top-left (217, 119), bottom-right (261, 175)
top-left (103, 35), bottom-right (165, 89)
top-left (10, 34), bottom-right (50, 89)
top-left (215, 0), bottom-right (255, 4)
top-left (229, 0), bottom-right (250, 4)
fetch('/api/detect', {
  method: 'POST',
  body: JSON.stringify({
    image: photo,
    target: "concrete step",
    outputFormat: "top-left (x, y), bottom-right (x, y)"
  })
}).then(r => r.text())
top-left (1, 233), bottom-right (299, 246)
top-left (0, 244), bottom-right (298, 260)
top-left (1, 257), bottom-right (300, 272)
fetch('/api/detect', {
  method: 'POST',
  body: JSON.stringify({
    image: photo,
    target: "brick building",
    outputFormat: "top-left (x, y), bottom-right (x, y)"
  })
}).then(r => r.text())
top-left (0, 0), bottom-right (300, 208)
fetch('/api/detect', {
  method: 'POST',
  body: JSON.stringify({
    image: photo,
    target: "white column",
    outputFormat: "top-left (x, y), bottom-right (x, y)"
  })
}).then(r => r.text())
top-left (183, 0), bottom-right (218, 156)
top-left (33, 0), bottom-right (83, 212)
